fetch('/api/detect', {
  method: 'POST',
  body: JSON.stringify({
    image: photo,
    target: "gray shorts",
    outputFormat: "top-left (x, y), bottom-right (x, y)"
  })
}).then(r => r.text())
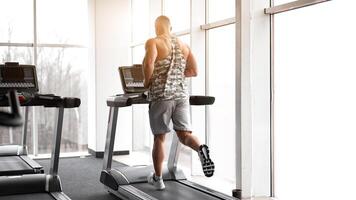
top-left (149, 99), bottom-right (192, 135)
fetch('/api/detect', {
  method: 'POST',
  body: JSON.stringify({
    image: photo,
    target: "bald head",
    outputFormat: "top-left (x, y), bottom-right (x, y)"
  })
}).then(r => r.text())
top-left (155, 15), bottom-right (172, 35)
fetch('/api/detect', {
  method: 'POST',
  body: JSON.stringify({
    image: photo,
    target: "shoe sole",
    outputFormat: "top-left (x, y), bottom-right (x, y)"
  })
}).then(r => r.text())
top-left (202, 159), bottom-right (215, 177)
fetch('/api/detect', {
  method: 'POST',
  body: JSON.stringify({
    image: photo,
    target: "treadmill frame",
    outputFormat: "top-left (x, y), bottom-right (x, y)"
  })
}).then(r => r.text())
top-left (0, 106), bottom-right (44, 175)
top-left (0, 99), bottom-right (79, 200)
top-left (100, 95), bottom-right (238, 200)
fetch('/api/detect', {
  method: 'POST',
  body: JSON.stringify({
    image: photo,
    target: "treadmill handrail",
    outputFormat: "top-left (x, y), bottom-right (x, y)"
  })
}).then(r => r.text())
top-left (106, 94), bottom-right (215, 107)
top-left (0, 94), bottom-right (81, 108)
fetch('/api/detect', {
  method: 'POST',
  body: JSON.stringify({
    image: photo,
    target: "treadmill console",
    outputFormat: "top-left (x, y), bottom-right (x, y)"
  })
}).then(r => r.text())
top-left (120, 65), bottom-right (144, 87)
top-left (0, 63), bottom-right (39, 94)
top-left (118, 65), bottom-right (147, 93)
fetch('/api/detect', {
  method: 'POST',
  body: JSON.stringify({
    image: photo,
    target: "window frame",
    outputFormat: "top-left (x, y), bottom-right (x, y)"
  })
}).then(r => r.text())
top-left (265, 0), bottom-right (332, 197)
top-left (265, 0), bottom-right (331, 14)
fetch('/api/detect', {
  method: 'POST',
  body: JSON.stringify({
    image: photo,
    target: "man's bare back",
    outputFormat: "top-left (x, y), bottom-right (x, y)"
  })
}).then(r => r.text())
top-left (143, 35), bottom-right (197, 88)
top-left (151, 35), bottom-right (190, 61)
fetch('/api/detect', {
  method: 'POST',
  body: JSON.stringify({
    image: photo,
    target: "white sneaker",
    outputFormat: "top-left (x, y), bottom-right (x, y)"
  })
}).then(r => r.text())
top-left (147, 172), bottom-right (165, 190)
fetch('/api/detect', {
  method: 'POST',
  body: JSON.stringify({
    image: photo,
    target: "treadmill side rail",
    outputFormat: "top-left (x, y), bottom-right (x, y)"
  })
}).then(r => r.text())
top-left (120, 185), bottom-right (159, 200)
top-left (106, 186), bottom-right (159, 200)
top-left (20, 155), bottom-right (44, 173)
top-left (178, 180), bottom-right (239, 200)
top-left (50, 192), bottom-right (72, 200)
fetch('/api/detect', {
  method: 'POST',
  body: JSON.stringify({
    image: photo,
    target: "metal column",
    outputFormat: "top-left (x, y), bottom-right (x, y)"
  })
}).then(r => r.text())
top-left (102, 106), bottom-right (119, 170)
top-left (49, 107), bottom-right (64, 176)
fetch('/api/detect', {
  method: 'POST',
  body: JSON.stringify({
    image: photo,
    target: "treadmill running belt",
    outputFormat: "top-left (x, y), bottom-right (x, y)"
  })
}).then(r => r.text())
top-left (133, 181), bottom-right (223, 200)
top-left (0, 193), bottom-right (54, 200)
top-left (0, 156), bottom-right (33, 176)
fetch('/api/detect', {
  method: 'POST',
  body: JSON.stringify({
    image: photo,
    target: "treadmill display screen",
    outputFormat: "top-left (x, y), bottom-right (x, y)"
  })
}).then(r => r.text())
top-left (122, 67), bottom-right (144, 87)
top-left (2, 67), bottom-right (25, 82)
top-left (0, 65), bottom-right (38, 93)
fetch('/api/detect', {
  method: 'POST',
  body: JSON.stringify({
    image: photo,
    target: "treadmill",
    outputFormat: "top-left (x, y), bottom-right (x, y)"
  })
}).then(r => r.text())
top-left (0, 63), bottom-right (80, 199)
top-left (0, 107), bottom-right (44, 176)
top-left (0, 63), bottom-right (43, 176)
top-left (100, 94), bottom-right (238, 200)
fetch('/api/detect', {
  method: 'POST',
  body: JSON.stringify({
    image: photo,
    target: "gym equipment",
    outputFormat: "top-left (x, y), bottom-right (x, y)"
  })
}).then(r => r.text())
top-left (0, 63), bottom-right (43, 176)
top-left (100, 93), bottom-right (237, 200)
top-left (0, 63), bottom-right (80, 199)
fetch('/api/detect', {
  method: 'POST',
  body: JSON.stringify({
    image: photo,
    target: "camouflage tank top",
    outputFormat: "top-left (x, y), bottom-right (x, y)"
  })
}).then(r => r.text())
top-left (148, 36), bottom-right (189, 101)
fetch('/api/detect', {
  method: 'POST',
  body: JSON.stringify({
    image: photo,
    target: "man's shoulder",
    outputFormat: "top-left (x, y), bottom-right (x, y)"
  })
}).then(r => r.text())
top-left (145, 38), bottom-right (158, 44)
top-left (145, 38), bottom-right (158, 49)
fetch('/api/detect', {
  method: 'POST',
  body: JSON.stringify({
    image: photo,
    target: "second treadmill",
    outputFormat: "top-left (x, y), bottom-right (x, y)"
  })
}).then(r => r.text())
top-left (0, 63), bottom-right (80, 200)
top-left (0, 106), bottom-right (43, 176)
top-left (0, 63), bottom-right (44, 176)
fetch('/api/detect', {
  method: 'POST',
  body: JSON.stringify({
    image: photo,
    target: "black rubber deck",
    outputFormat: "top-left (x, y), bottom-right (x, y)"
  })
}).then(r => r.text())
top-left (0, 156), bottom-right (34, 176)
top-left (133, 181), bottom-right (222, 200)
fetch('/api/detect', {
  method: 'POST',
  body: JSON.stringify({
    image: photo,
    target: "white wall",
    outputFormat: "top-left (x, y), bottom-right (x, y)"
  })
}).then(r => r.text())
top-left (90, 0), bottom-right (132, 153)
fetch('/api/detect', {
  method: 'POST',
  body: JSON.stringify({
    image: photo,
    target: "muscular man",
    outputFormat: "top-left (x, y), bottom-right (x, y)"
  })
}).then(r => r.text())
top-left (143, 15), bottom-right (214, 190)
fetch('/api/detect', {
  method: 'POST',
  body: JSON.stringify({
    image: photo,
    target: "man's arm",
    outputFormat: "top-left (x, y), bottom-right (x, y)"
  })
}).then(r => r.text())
top-left (184, 47), bottom-right (198, 77)
top-left (143, 39), bottom-right (157, 88)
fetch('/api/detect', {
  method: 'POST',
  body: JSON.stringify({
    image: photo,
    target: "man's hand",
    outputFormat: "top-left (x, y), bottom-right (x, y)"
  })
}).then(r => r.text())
top-left (143, 39), bottom-right (157, 88)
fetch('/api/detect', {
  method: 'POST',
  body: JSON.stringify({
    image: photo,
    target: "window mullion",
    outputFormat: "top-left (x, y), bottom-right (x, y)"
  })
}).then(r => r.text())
top-left (32, 0), bottom-right (39, 157)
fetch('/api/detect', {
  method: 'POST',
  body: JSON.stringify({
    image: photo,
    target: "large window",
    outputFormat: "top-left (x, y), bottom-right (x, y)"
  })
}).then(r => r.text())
top-left (0, 0), bottom-right (89, 155)
top-left (132, 45), bottom-right (145, 65)
top-left (206, 24), bottom-right (236, 193)
top-left (274, 1), bottom-right (356, 199)
top-left (187, 0), bottom-right (236, 195)
top-left (0, 0), bottom-right (33, 43)
top-left (164, 0), bottom-right (190, 32)
top-left (132, 0), bottom-right (150, 43)
top-left (130, 0), bottom-right (151, 159)
top-left (0, 47), bottom-right (33, 64)
top-left (208, 0), bottom-right (235, 22)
